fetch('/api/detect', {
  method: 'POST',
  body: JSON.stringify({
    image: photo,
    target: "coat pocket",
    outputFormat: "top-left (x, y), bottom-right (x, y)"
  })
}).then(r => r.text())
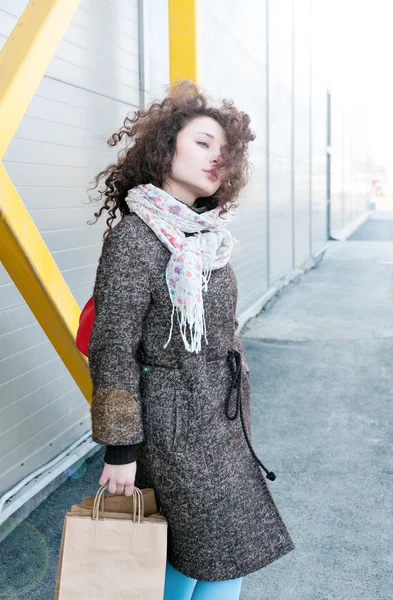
top-left (141, 368), bottom-right (189, 456)
top-left (172, 387), bottom-right (189, 454)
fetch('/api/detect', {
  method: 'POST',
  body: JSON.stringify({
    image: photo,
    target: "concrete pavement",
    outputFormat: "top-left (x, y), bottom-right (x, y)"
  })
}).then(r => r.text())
top-left (239, 237), bottom-right (393, 599)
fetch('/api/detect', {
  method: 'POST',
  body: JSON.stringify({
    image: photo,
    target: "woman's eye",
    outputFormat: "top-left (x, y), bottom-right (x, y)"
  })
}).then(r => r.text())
top-left (197, 141), bottom-right (209, 148)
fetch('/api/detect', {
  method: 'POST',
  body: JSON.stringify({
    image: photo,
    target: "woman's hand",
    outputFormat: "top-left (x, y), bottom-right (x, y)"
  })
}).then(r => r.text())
top-left (99, 462), bottom-right (136, 496)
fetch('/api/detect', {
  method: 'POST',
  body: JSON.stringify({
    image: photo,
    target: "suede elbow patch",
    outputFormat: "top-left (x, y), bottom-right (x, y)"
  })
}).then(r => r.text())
top-left (91, 388), bottom-right (144, 445)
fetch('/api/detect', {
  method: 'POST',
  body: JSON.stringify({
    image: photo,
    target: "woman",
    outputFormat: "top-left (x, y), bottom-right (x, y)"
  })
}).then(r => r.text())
top-left (88, 80), bottom-right (295, 600)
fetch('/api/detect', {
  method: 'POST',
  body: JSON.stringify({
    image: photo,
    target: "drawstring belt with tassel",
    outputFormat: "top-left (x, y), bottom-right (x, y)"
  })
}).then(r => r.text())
top-left (226, 349), bottom-right (276, 481)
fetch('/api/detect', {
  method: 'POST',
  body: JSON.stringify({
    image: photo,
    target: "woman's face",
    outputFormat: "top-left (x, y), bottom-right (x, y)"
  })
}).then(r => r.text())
top-left (163, 116), bottom-right (227, 207)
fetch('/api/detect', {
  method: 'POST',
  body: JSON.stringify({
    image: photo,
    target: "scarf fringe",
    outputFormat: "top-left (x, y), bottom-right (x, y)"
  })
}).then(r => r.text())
top-left (163, 261), bottom-right (214, 353)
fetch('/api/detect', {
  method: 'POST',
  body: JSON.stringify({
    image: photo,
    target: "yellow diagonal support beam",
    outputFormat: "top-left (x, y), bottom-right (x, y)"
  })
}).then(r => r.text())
top-left (0, 164), bottom-right (92, 401)
top-left (168, 0), bottom-right (199, 84)
top-left (0, 0), bottom-right (92, 403)
top-left (0, 0), bottom-right (81, 158)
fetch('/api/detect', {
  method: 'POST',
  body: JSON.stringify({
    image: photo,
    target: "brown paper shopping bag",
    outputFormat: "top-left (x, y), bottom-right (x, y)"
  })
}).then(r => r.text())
top-left (80, 486), bottom-right (159, 516)
top-left (55, 485), bottom-right (168, 600)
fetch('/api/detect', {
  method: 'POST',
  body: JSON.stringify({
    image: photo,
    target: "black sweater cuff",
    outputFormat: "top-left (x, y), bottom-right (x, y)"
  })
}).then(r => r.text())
top-left (104, 444), bottom-right (138, 465)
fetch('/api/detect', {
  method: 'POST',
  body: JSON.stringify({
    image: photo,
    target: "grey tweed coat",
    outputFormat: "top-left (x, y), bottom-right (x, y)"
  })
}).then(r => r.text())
top-left (88, 211), bottom-right (295, 581)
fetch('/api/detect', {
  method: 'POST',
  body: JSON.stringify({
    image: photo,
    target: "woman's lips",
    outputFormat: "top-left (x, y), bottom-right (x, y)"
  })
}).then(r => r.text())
top-left (204, 169), bottom-right (218, 182)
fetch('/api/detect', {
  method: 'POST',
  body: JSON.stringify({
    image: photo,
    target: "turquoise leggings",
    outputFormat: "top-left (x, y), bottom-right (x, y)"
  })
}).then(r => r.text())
top-left (164, 561), bottom-right (243, 600)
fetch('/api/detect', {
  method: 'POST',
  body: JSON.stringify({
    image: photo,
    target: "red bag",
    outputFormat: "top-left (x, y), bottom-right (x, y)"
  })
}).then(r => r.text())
top-left (75, 297), bottom-right (95, 357)
top-left (76, 297), bottom-right (138, 360)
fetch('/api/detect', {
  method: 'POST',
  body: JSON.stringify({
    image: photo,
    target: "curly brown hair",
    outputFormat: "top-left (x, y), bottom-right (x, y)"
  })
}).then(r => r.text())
top-left (87, 79), bottom-right (256, 237)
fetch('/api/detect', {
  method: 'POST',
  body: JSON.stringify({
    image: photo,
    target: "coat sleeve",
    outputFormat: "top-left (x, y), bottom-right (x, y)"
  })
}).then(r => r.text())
top-left (88, 218), bottom-right (151, 448)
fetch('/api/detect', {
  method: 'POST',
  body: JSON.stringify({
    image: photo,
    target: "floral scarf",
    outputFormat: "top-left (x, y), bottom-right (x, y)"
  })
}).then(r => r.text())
top-left (126, 183), bottom-right (238, 353)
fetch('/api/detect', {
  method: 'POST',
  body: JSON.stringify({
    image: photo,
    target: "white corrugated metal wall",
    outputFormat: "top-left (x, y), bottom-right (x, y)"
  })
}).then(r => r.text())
top-left (200, 0), bottom-right (370, 316)
top-left (199, 1), bottom-right (269, 314)
top-left (200, 0), bottom-right (325, 315)
top-left (0, 0), bottom-right (169, 497)
top-left (330, 87), bottom-right (371, 236)
top-left (268, 0), bottom-right (294, 283)
top-left (293, 0), bottom-right (312, 267)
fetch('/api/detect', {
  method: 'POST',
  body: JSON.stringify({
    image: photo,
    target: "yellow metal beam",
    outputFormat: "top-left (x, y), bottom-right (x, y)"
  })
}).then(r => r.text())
top-left (0, 0), bottom-right (92, 403)
top-left (168, 0), bottom-right (199, 84)
top-left (0, 164), bottom-right (92, 401)
top-left (0, 0), bottom-right (81, 158)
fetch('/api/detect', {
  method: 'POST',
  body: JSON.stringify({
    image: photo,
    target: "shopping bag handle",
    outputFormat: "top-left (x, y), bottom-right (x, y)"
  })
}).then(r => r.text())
top-left (132, 487), bottom-right (144, 524)
top-left (92, 485), bottom-right (145, 523)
